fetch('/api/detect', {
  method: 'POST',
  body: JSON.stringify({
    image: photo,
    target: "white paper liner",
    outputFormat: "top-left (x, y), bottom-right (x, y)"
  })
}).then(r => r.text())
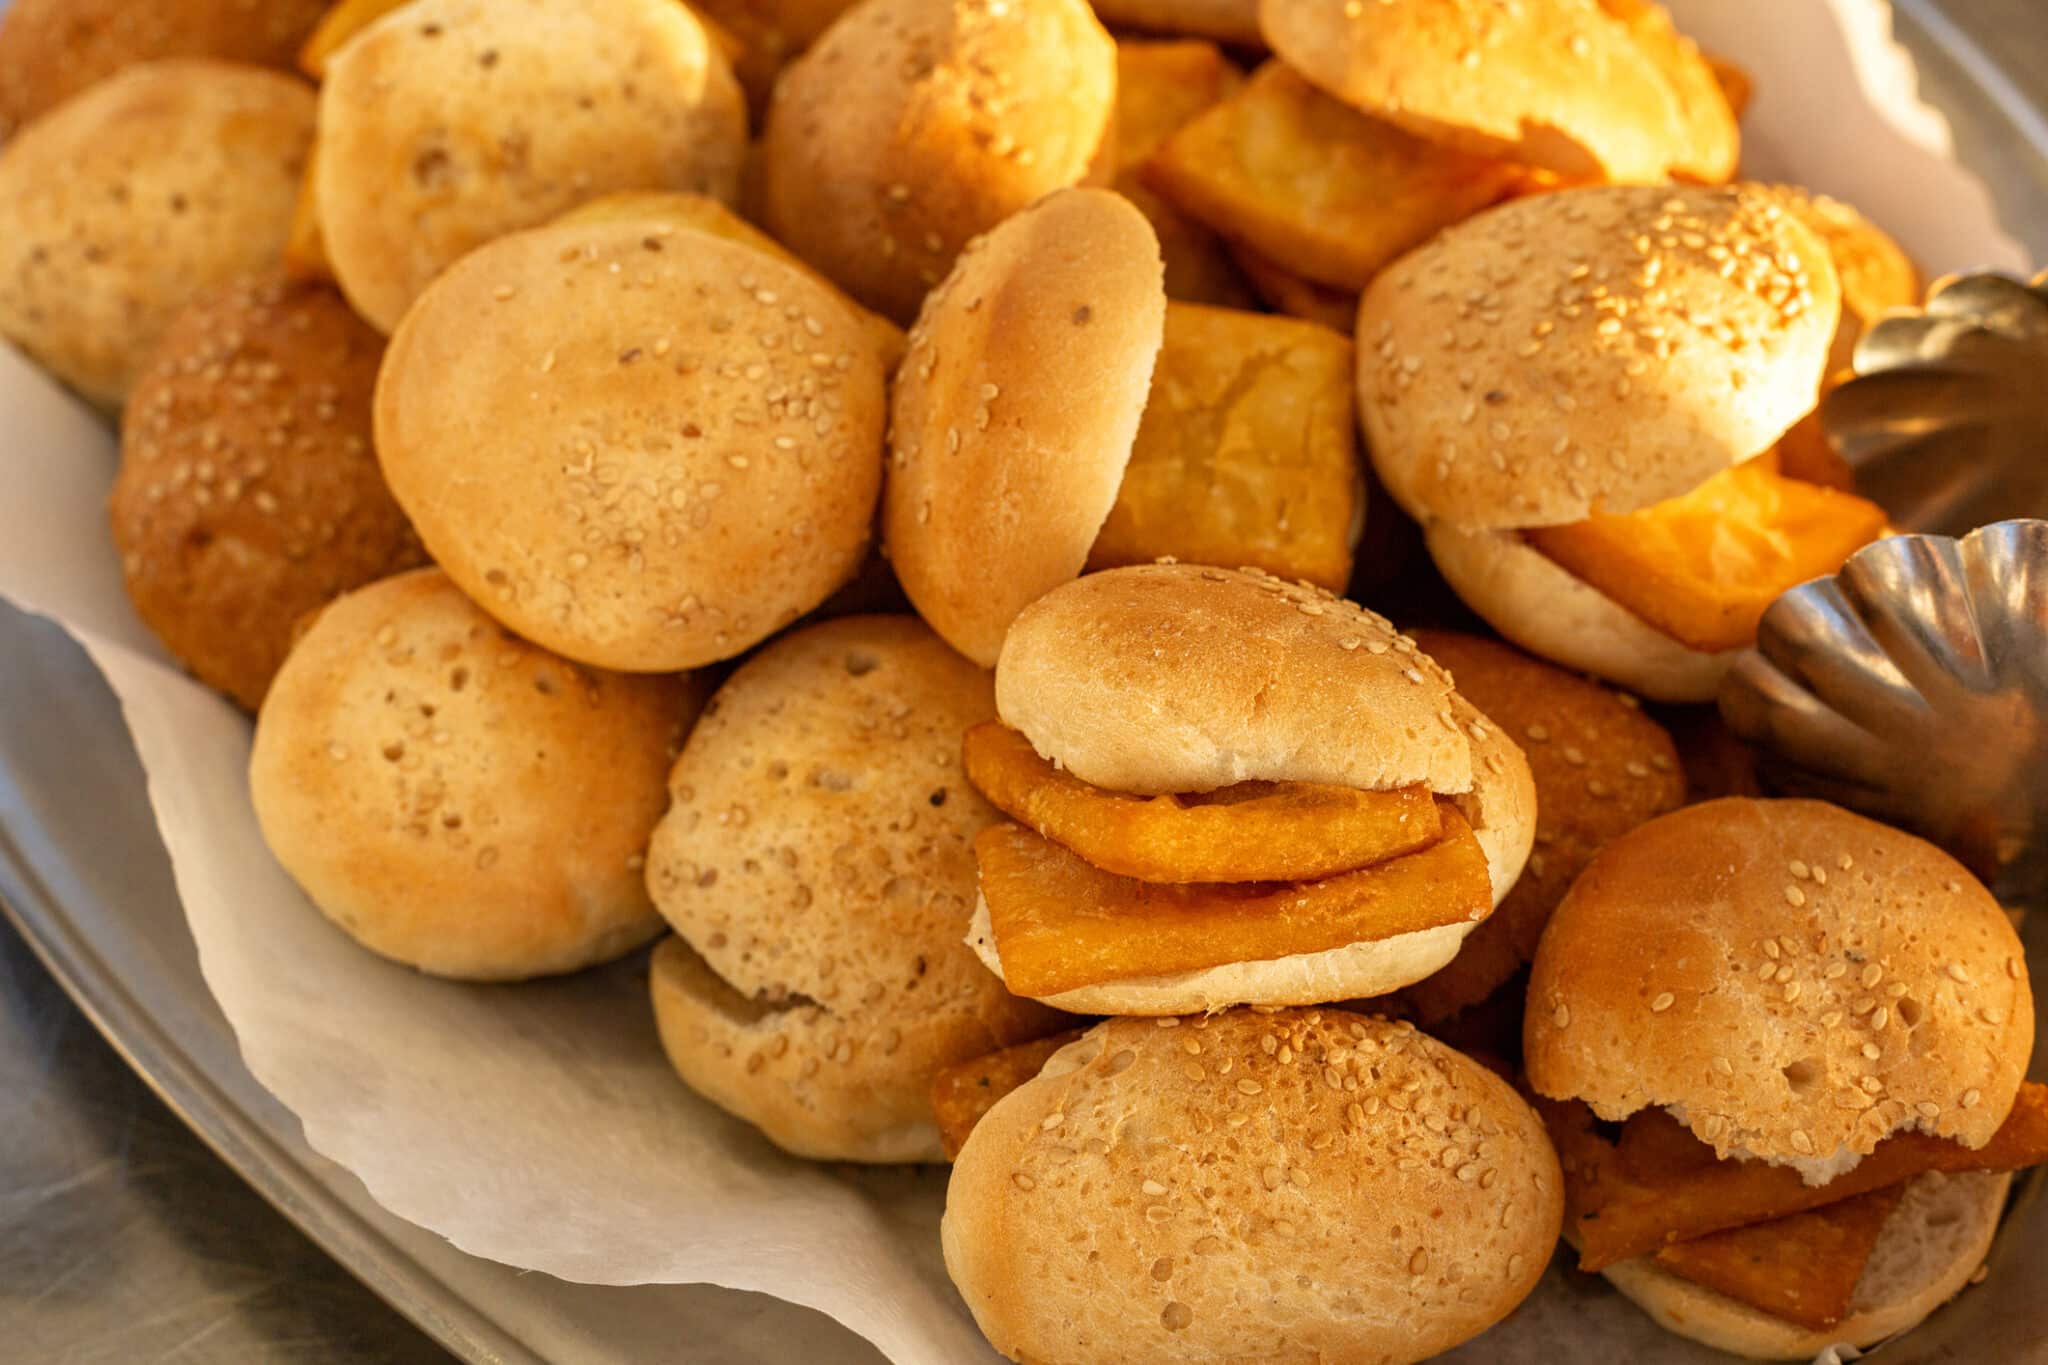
top-left (0, 3), bottom-right (2034, 1362)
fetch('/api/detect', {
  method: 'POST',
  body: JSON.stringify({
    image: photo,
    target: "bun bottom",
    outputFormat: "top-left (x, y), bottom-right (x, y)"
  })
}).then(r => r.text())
top-left (649, 937), bottom-right (945, 1164)
top-left (1599, 1170), bottom-right (2010, 1360)
top-left (967, 895), bottom-right (1476, 1014)
top-left (1425, 523), bottom-right (1739, 704)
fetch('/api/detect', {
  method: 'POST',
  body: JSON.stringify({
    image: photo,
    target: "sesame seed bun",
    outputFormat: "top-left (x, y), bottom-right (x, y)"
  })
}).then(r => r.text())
top-left (111, 273), bottom-right (425, 712)
top-left (0, 59), bottom-right (313, 410)
top-left (885, 189), bottom-right (1165, 667)
top-left (1257, 0), bottom-right (1704, 184)
top-left (1359, 184), bottom-right (1841, 533)
top-left (1600, 1170), bottom-right (2011, 1360)
top-left (645, 616), bottom-right (1068, 1163)
top-left (249, 569), bottom-right (705, 981)
top-left (993, 564), bottom-right (1476, 796)
top-left (1770, 185), bottom-right (1921, 375)
top-left (1394, 630), bottom-right (1685, 1024)
top-left (316, 0), bottom-right (746, 333)
top-left (1526, 799), bottom-right (2034, 1183)
top-left (1422, 522), bottom-right (1740, 703)
top-left (760, 0), bottom-right (1118, 323)
top-left (942, 1008), bottom-right (1562, 1365)
top-left (375, 219), bottom-right (886, 672)
top-left (0, 0), bottom-right (326, 141)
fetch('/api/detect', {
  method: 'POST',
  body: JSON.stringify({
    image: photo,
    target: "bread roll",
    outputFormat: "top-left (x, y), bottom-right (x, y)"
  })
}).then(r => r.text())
top-left (943, 1008), bottom-right (1562, 1364)
top-left (1395, 629), bottom-right (1685, 1023)
top-left (1258, 0), bottom-right (1706, 183)
top-left (1526, 799), bottom-right (2034, 1182)
top-left (1601, 1171), bottom-right (2011, 1359)
top-left (1359, 184), bottom-right (1841, 533)
top-left (250, 569), bottom-right (705, 980)
top-left (646, 616), bottom-right (1067, 1162)
top-left (0, 0), bottom-right (325, 140)
top-left (317, 0), bottom-right (746, 332)
top-left (376, 219), bottom-right (886, 672)
top-left (0, 60), bottom-right (313, 409)
top-left (885, 189), bottom-right (1165, 666)
top-left (111, 273), bottom-right (424, 711)
top-left (760, 0), bottom-right (1118, 322)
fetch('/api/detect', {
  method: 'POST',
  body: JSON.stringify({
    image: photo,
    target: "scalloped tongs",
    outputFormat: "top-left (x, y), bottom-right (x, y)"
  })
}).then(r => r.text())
top-left (1720, 270), bottom-right (2048, 909)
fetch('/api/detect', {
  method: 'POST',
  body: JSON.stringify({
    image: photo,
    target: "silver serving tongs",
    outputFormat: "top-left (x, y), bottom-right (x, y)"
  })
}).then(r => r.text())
top-left (1720, 269), bottom-right (2048, 910)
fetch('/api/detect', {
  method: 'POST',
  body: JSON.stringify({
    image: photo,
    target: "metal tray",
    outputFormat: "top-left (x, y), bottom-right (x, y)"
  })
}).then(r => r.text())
top-left (1, 4), bottom-right (2044, 1362)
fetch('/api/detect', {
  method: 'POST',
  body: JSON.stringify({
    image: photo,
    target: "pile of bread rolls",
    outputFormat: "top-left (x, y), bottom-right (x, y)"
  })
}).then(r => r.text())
top-left (2, 0), bottom-right (2039, 1361)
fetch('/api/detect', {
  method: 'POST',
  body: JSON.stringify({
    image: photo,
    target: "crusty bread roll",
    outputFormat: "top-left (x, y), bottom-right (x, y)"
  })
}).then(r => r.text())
top-left (645, 616), bottom-right (1068, 1163)
top-left (995, 563), bottom-right (1473, 796)
top-left (376, 218), bottom-right (886, 672)
top-left (0, 0), bottom-right (325, 140)
top-left (1598, 0), bottom-right (1740, 185)
top-left (0, 60), bottom-right (313, 409)
top-left (1395, 629), bottom-right (1685, 1024)
top-left (1259, 0), bottom-right (1710, 184)
top-left (317, 0), bottom-right (746, 333)
top-left (1601, 1171), bottom-right (2011, 1360)
top-left (943, 1008), bottom-right (1562, 1364)
top-left (111, 273), bottom-right (424, 711)
top-left (1527, 799), bottom-right (2034, 1183)
top-left (1360, 184), bottom-right (1841, 533)
top-left (250, 569), bottom-right (705, 981)
top-left (885, 189), bottom-right (1165, 667)
top-left (1423, 522), bottom-right (1740, 703)
top-left (760, 0), bottom-right (1119, 322)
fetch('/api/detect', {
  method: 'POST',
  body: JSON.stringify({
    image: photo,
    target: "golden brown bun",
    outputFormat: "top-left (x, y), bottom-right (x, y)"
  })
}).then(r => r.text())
top-left (1597, 0), bottom-right (1739, 184)
top-left (249, 569), bottom-right (704, 980)
top-left (1359, 184), bottom-right (1841, 532)
top-left (317, 0), bottom-right (746, 333)
top-left (645, 616), bottom-right (1068, 1163)
top-left (1527, 799), bottom-right (2034, 1182)
top-left (760, 0), bottom-right (1118, 323)
top-left (0, 60), bottom-right (313, 410)
top-left (994, 563), bottom-right (1475, 796)
top-left (1397, 630), bottom-right (1685, 1023)
top-left (376, 219), bottom-right (886, 672)
top-left (111, 273), bottom-right (424, 711)
top-left (942, 1009), bottom-right (1562, 1364)
top-left (885, 189), bottom-right (1165, 667)
top-left (0, 0), bottom-right (325, 140)
top-left (1258, 0), bottom-right (1695, 183)
top-left (1094, 0), bottom-right (1262, 47)
top-left (1601, 1171), bottom-right (2011, 1359)
top-left (1771, 186), bottom-right (1922, 374)
top-left (1423, 523), bottom-right (1738, 702)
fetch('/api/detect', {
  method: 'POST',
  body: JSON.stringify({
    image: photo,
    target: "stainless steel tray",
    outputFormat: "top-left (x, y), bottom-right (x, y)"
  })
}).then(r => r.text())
top-left (1, 4), bottom-right (2044, 1362)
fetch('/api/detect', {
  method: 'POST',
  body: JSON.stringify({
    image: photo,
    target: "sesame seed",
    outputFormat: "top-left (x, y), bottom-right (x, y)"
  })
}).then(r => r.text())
top-left (1651, 992), bottom-right (1675, 1013)
top-left (1790, 860), bottom-right (1811, 879)
top-left (1011, 1172), bottom-right (1035, 1190)
top-left (1791, 1129), bottom-right (1814, 1154)
top-left (1947, 962), bottom-right (1972, 983)
top-left (1142, 1179), bottom-right (1168, 1196)
top-left (1237, 1078), bottom-right (1263, 1096)
top-left (1962, 1088), bottom-right (1982, 1109)
top-left (1553, 1003), bottom-right (1571, 1028)
top-left (1917, 1101), bottom-right (1942, 1119)
top-left (1039, 1112), bottom-right (1063, 1131)
top-left (1871, 1007), bottom-right (1890, 1030)
top-left (1784, 885), bottom-right (1807, 907)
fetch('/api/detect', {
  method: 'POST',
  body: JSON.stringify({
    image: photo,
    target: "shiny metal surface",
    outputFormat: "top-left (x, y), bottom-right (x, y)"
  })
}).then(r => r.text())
top-left (1721, 522), bottom-right (2048, 909)
top-left (1824, 270), bottom-right (2048, 535)
top-left (2, 5), bottom-right (2047, 1365)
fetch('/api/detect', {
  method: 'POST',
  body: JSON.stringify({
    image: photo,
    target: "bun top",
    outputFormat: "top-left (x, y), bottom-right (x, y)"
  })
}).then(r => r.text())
top-left (995, 563), bottom-right (1475, 796)
top-left (1258, 0), bottom-right (1702, 183)
top-left (942, 1008), bottom-right (1561, 1365)
top-left (1526, 799), bottom-right (2034, 1177)
top-left (885, 188), bottom-right (1165, 668)
top-left (1360, 184), bottom-right (1841, 531)
top-left (760, 0), bottom-right (1118, 322)
top-left (317, 0), bottom-right (746, 333)
top-left (375, 218), bottom-right (886, 673)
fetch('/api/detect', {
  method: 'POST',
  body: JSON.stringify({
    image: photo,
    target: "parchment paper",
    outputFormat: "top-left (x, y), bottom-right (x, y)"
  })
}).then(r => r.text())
top-left (0, 3), bottom-right (2034, 1362)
